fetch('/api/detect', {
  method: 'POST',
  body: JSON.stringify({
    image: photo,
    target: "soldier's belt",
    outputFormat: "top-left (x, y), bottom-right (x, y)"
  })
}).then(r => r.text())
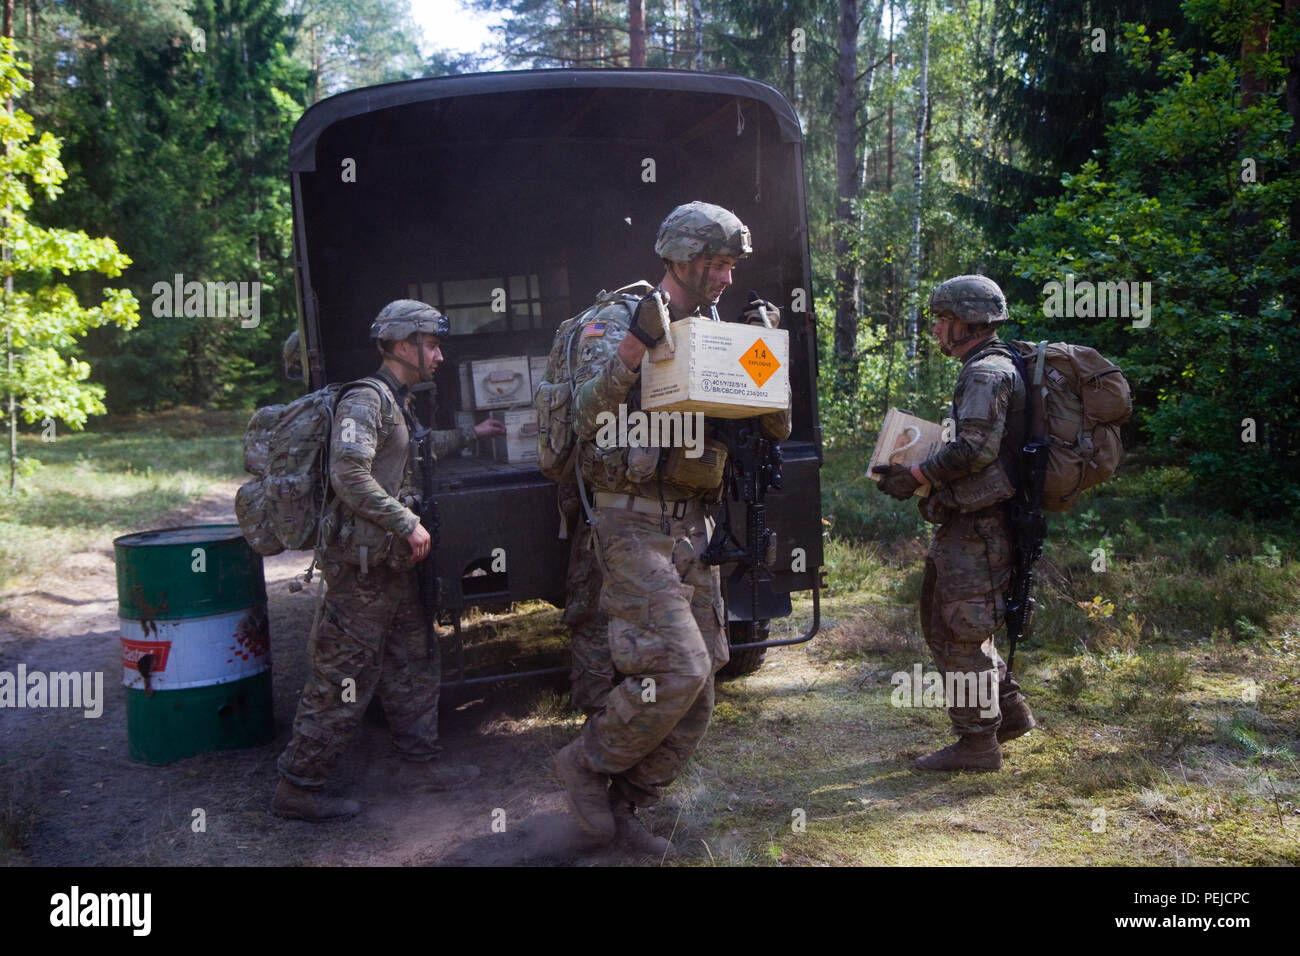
top-left (593, 491), bottom-right (699, 519)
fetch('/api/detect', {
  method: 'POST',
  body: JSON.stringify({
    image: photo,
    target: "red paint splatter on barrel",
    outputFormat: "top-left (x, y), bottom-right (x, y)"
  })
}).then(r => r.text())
top-left (230, 605), bottom-right (270, 660)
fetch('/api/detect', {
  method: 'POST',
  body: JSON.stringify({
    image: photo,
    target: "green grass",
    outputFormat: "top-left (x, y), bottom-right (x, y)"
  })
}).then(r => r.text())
top-left (2, 426), bottom-right (1297, 865)
top-left (820, 444), bottom-right (1300, 652)
top-left (0, 409), bottom-right (247, 588)
top-left (655, 446), bottom-right (1300, 865)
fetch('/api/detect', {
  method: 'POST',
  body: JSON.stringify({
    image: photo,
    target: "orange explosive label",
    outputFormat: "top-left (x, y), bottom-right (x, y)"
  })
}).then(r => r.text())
top-left (739, 337), bottom-right (780, 388)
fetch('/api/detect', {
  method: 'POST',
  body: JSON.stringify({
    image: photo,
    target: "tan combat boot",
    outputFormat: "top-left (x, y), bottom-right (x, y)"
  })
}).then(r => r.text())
top-left (612, 800), bottom-right (678, 861)
top-left (555, 740), bottom-right (615, 841)
top-left (997, 700), bottom-right (1037, 743)
top-left (396, 760), bottom-right (480, 791)
top-left (914, 734), bottom-right (1004, 772)
top-left (271, 779), bottom-right (361, 822)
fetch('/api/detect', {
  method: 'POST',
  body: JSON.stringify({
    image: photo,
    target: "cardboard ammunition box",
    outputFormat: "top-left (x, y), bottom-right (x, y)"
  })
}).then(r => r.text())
top-left (489, 408), bottom-right (539, 464)
top-left (640, 317), bottom-right (790, 418)
top-left (867, 408), bottom-right (943, 498)
top-left (458, 356), bottom-right (531, 410)
top-left (528, 355), bottom-right (549, 397)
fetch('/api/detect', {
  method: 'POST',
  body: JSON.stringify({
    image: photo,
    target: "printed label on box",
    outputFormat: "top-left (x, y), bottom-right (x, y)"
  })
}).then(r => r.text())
top-left (641, 317), bottom-right (789, 418)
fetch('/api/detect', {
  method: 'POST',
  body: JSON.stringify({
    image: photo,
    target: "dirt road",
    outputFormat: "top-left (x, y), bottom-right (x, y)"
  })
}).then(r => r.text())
top-left (0, 482), bottom-right (671, 866)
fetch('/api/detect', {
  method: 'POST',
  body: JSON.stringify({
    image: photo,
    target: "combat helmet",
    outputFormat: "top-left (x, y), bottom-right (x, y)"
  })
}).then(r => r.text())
top-left (928, 275), bottom-right (1008, 326)
top-left (654, 201), bottom-right (752, 262)
top-left (369, 299), bottom-right (451, 342)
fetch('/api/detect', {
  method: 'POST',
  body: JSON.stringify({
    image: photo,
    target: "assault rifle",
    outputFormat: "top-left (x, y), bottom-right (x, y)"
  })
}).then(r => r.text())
top-left (409, 383), bottom-right (441, 615)
top-left (701, 417), bottom-right (792, 625)
top-left (1004, 347), bottom-right (1048, 675)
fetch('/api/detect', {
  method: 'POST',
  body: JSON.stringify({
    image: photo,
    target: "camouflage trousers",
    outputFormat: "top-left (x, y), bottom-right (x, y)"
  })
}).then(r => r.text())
top-left (921, 506), bottom-right (1025, 736)
top-left (277, 556), bottom-right (440, 790)
top-left (573, 501), bottom-right (728, 808)
top-left (564, 519), bottom-right (614, 714)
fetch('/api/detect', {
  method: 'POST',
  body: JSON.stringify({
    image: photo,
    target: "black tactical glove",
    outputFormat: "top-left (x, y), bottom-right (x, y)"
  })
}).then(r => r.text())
top-left (742, 291), bottom-right (781, 328)
top-left (629, 288), bottom-right (671, 347)
top-left (872, 463), bottom-right (922, 500)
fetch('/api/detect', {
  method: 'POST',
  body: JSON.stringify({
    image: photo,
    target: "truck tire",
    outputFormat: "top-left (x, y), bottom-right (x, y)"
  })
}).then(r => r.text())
top-left (718, 620), bottom-right (769, 680)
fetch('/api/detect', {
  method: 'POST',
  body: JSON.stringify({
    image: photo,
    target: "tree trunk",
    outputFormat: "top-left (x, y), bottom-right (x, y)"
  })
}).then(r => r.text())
top-left (1240, 15), bottom-right (1271, 113)
top-left (885, 8), bottom-right (896, 334)
top-left (786, 22), bottom-right (796, 103)
top-left (693, 0), bottom-right (703, 69)
top-left (906, 0), bottom-right (929, 381)
top-left (1287, 0), bottom-right (1299, 256)
top-left (629, 0), bottom-right (645, 67)
top-left (4, 3), bottom-right (13, 493)
top-left (672, 0), bottom-right (678, 68)
top-left (28, 0), bottom-right (36, 99)
top-left (856, 0), bottom-right (886, 331)
top-left (833, 0), bottom-right (861, 395)
top-left (858, 0), bottom-right (885, 191)
top-left (886, 49), bottom-right (894, 192)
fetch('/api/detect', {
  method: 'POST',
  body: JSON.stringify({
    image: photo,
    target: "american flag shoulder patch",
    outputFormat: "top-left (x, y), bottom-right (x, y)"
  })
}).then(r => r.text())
top-left (583, 322), bottom-right (607, 337)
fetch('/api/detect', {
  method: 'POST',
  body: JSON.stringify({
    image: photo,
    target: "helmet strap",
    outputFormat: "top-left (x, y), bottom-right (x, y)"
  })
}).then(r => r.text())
top-left (668, 259), bottom-right (713, 312)
top-left (380, 337), bottom-right (428, 382)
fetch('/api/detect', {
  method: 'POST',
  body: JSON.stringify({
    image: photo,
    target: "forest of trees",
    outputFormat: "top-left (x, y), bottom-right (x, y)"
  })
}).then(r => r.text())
top-left (6, 0), bottom-right (1299, 512)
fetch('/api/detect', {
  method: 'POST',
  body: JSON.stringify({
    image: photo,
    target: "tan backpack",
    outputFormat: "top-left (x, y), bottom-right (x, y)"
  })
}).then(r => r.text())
top-left (1011, 340), bottom-right (1132, 512)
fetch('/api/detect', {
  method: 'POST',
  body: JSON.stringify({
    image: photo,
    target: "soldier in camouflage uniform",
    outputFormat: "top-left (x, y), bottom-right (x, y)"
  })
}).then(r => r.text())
top-left (873, 275), bottom-right (1037, 772)
top-left (272, 300), bottom-right (506, 822)
top-left (552, 202), bottom-right (790, 855)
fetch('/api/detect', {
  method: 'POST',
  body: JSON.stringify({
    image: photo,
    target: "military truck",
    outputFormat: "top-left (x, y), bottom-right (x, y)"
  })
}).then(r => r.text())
top-left (286, 69), bottom-right (823, 683)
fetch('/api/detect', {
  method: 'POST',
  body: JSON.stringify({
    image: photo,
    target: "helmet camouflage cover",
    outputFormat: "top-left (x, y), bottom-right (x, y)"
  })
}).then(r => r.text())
top-left (369, 299), bottom-right (451, 341)
top-left (654, 201), bottom-right (752, 262)
top-left (928, 275), bottom-right (1009, 326)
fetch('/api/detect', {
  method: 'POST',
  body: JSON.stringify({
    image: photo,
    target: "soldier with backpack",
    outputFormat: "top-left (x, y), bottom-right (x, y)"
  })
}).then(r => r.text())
top-left (873, 275), bottom-right (1038, 772)
top-left (543, 202), bottom-right (789, 855)
top-left (271, 299), bottom-right (504, 822)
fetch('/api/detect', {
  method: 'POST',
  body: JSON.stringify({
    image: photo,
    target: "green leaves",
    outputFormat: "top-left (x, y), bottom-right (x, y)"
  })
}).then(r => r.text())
top-left (0, 39), bottom-right (140, 441)
top-left (1004, 4), bottom-right (1300, 513)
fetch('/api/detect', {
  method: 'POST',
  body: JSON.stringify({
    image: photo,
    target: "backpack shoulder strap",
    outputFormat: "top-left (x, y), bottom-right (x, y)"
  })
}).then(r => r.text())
top-left (602, 280), bottom-right (655, 302)
top-left (1003, 340), bottom-right (1049, 442)
top-left (342, 376), bottom-right (388, 408)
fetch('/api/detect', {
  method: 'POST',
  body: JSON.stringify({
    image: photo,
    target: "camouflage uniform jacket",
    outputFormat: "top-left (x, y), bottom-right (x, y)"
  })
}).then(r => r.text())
top-left (327, 366), bottom-right (475, 559)
top-left (570, 282), bottom-right (791, 499)
top-left (918, 336), bottom-right (1026, 515)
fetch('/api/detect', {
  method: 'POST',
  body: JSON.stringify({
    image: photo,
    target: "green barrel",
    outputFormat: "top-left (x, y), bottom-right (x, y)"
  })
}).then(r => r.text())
top-left (114, 525), bottom-right (273, 764)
